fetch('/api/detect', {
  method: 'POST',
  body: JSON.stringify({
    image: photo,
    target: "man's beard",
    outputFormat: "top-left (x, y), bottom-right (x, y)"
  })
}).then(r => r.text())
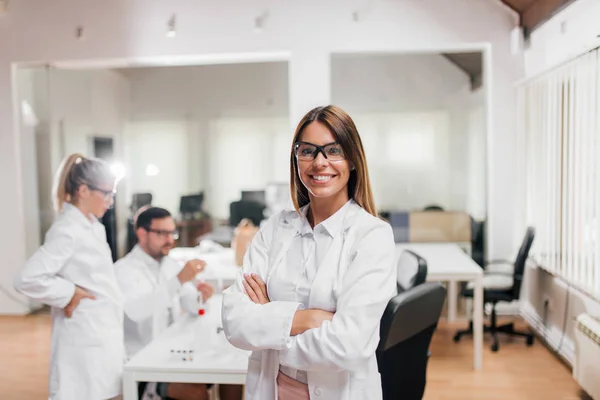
top-left (147, 246), bottom-right (168, 261)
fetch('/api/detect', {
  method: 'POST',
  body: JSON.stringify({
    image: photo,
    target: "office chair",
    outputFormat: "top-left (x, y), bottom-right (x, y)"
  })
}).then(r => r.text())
top-left (397, 250), bottom-right (428, 291)
top-left (470, 217), bottom-right (485, 267)
top-left (377, 250), bottom-right (446, 400)
top-left (453, 227), bottom-right (536, 352)
top-left (377, 282), bottom-right (446, 400)
top-left (422, 204), bottom-right (444, 211)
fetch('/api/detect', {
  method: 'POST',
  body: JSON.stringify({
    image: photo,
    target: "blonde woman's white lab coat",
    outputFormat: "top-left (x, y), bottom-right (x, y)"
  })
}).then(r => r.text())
top-left (222, 201), bottom-right (397, 400)
top-left (14, 203), bottom-right (125, 400)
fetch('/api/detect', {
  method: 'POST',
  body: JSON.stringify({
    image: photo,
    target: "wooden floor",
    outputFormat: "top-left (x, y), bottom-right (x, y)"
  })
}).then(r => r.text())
top-left (0, 314), bottom-right (584, 400)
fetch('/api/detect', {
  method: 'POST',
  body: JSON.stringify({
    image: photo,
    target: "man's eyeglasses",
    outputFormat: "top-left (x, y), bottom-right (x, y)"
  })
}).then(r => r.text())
top-left (146, 228), bottom-right (180, 240)
top-left (294, 141), bottom-right (346, 162)
top-left (88, 185), bottom-right (116, 201)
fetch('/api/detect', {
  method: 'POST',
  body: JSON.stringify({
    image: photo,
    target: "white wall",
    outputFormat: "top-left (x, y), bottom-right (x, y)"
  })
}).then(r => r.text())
top-left (124, 55), bottom-right (482, 219)
top-left (20, 68), bottom-right (131, 263)
top-left (126, 62), bottom-right (289, 119)
top-left (0, 0), bottom-right (521, 314)
top-left (123, 62), bottom-right (290, 220)
top-left (332, 53), bottom-right (485, 215)
top-left (124, 120), bottom-right (192, 216)
top-left (524, 0), bottom-right (600, 78)
top-left (449, 86), bottom-right (486, 220)
top-left (352, 111), bottom-right (451, 210)
top-left (207, 116), bottom-right (290, 218)
top-left (520, 0), bottom-right (600, 365)
top-left (331, 53), bottom-right (469, 112)
top-left (16, 69), bottom-right (42, 260)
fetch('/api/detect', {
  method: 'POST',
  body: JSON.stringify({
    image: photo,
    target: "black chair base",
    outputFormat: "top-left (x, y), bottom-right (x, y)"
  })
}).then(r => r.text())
top-left (453, 310), bottom-right (534, 352)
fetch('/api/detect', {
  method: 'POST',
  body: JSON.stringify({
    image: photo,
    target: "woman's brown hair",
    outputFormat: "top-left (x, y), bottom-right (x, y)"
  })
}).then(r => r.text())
top-left (289, 105), bottom-right (377, 217)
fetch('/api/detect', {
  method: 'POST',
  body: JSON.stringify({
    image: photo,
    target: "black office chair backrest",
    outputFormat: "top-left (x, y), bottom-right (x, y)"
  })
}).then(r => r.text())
top-left (377, 283), bottom-right (446, 400)
top-left (511, 227), bottom-right (535, 299)
top-left (396, 250), bottom-right (427, 292)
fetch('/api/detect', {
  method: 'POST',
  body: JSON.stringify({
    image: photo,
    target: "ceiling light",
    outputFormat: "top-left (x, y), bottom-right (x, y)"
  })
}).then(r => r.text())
top-left (75, 25), bottom-right (85, 41)
top-left (111, 162), bottom-right (126, 183)
top-left (146, 164), bottom-right (160, 177)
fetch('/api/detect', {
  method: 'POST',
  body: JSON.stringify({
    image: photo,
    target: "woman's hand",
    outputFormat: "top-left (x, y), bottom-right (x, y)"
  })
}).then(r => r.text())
top-left (291, 309), bottom-right (335, 336)
top-left (243, 273), bottom-right (270, 304)
top-left (64, 286), bottom-right (95, 318)
top-left (242, 273), bottom-right (334, 335)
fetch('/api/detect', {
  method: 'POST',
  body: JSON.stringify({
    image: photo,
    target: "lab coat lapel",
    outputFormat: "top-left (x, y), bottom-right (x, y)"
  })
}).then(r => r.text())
top-left (308, 202), bottom-right (361, 309)
top-left (269, 211), bottom-right (302, 274)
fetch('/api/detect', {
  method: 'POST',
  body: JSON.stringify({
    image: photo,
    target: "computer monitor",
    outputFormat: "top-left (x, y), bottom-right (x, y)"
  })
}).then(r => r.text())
top-left (179, 192), bottom-right (204, 214)
top-left (241, 190), bottom-right (266, 205)
top-left (130, 192), bottom-right (153, 214)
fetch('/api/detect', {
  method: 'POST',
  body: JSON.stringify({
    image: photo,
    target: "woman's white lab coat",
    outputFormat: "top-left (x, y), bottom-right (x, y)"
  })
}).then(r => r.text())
top-left (14, 203), bottom-right (125, 400)
top-left (222, 201), bottom-right (397, 400)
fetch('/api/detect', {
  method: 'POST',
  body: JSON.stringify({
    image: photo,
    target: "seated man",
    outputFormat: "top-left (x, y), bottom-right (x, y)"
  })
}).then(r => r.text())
top-left (115, 206), bottom-right (243, 400)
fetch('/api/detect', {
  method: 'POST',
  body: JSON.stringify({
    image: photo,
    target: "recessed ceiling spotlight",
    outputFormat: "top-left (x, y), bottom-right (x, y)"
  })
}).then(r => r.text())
top-left (254, 11), bottom-right (269, 32)
top-left (167, 14), bottom-right (176, 38)
top-left (75, 25), bottom-right (85, 41)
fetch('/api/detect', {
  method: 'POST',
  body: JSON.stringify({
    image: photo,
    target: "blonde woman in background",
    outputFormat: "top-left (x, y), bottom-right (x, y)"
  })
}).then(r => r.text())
top-left (14, 153), bottom-right (125, 400)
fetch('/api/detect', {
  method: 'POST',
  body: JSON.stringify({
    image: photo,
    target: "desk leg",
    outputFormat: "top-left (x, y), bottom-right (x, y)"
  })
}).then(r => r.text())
top-left (473, 274), bottom-right (483, 370)
top-left (447, 280), bottom-right (458, 322)
top-left (123, 371), bottom-right (138, 400)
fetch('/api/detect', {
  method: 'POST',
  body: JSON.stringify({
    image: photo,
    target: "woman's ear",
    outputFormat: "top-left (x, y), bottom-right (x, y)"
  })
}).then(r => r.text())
top-left (77, 184), bottom-right (89, 199)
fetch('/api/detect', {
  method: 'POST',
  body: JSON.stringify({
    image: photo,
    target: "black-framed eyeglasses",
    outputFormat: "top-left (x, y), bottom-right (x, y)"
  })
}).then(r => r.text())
top-left (294, 141), bottom-right (346, 161)
top-left (146, 228), bottom-right (180, 240)
top-left (88, 185), bottom-right (116, 201)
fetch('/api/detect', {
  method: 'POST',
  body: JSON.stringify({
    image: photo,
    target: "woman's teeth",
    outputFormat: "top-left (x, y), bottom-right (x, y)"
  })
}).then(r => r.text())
top-left (313, 175), bottom-right (332, 181)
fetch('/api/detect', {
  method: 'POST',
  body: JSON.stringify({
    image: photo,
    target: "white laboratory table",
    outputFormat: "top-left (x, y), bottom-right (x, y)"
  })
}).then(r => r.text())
top-left (168, 243), bottom-right (483, 370)
top-left (395, 243), bottom-right (484, 370)
top-left (123, 295), bottom-right (249, 400)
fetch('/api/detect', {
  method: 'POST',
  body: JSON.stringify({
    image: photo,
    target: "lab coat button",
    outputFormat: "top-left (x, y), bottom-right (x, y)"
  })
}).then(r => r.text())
top-left (314, 388), bottom-right (322, 396)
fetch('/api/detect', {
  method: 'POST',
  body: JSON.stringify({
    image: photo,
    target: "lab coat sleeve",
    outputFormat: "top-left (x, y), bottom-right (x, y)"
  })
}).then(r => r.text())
top-left (115, 262), bottom-right (182, 323)
top-left (278, 223), bottom-right (397, 372)
top-left (13, 228), bottom-right (77, 309)
top-left (222, 217), bottom-right (303, 352)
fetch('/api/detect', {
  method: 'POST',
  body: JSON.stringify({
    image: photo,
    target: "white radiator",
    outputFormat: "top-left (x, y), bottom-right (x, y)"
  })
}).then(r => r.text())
top-left (574, 314), bottom-right (600, 399)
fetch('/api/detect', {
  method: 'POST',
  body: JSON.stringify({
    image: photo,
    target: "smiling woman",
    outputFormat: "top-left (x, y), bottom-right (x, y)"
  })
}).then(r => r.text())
top-left (222, 105), bottom-right (397, 400)
top-left (290, 105), bottom-right (377, 219)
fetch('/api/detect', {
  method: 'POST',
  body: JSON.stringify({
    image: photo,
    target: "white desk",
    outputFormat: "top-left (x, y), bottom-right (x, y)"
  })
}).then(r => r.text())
top-left (169, 244), bottom-right (483, 370)
top-left (395, 243), bottom-right (484, 370)
top-left (123, 295), bottom-right (249, 400)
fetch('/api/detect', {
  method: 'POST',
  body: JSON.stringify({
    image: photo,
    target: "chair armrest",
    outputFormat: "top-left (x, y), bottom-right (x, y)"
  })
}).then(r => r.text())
top-left (484, 271), bottom-right (513, 277)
